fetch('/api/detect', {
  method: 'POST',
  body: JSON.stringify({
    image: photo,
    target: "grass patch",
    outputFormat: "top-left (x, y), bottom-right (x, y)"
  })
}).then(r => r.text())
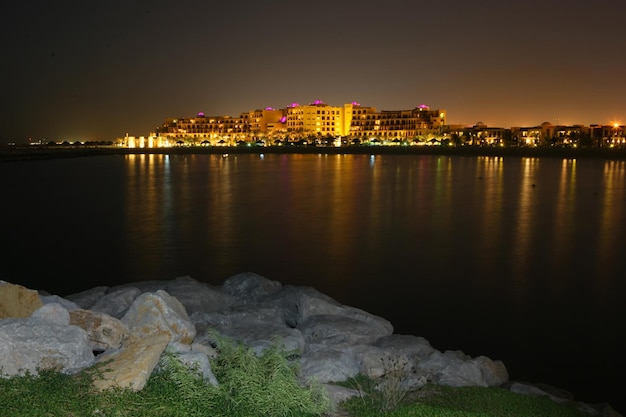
top-left (0, 335), bottom-right (330, 417)
top-left (0, 346), bottom-right (591, 417)
top-left (339, 380), bottom-right (591, 417)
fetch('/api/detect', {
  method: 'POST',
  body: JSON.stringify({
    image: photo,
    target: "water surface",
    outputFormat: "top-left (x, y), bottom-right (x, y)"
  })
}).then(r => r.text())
top-left (1, 153), bottom-right (624, 410)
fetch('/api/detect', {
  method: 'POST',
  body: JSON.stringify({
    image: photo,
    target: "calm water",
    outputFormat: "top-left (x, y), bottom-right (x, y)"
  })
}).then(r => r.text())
top-left (1, 153), bottom-right (624, 410)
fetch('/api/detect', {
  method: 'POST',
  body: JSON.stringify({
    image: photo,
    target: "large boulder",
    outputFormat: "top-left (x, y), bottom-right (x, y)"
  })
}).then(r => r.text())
top-left (299, 344), bottom-right (361, 383)
top-left (263, 285), bottom-right (344, 327)
top-left (264, 285), bottom-right (393, 336)
top-left (164, 276), bottom-right (235, 315)
top-left (417, 349), bottom-right (508, 388)
top-left (121, 290), bottom-right (196, 344)
top-left (298, 314), bottom-right (392, 346)
top-left (374, 334), bottom-right (437, 361)
top-left (192, 304), bottom-right (302, 353)
top-left (69, 309), bottom-right (131, 351)
top-left (64, 286), bottom-right (109, 310)
top-left (93, 333), bottom-right (170, 391)
top-left (91, 286), bottom-right (141, 319)
top-left (165, 342), bottom-right (218, 385)
top-left (32, 303), bottom-right (70, 325)
top-left (0, 281), bottom-right (43, 319)
top-left (222, 272), bottom-right (283, 304)
top-left (0, 317), bottom-right (94, 376)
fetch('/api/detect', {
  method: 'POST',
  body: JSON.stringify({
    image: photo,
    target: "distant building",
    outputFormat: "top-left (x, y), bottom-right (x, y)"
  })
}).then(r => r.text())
top-left (124, 100), bottom-right (623, 149)
top-left (148, 101), bottom-right (446, 147)
top-left (351, 104), bottom-right (446, 142)
top-left (447, 122), bottom-right (507, 146)
top-left (511, 122), bottom-right (590, 147)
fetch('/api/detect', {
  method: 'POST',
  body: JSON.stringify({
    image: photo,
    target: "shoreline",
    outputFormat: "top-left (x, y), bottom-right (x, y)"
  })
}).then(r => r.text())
top-left (3, 144), bottom-right (626, 162)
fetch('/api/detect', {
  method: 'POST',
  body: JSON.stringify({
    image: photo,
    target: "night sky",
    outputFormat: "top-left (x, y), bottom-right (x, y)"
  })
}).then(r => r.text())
top-left (2, 0), bottom-right (625, 143)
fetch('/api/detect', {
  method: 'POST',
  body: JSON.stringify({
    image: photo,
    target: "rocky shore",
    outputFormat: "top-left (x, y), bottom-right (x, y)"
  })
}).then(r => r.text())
top-left (0, 274), bottom-right (621, 416)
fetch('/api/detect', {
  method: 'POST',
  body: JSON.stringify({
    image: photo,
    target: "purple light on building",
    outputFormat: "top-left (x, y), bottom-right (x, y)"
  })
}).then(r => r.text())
top-left (311, 99), bottom-right (323, 105)
top-left (418, 104), bottom-right (429, 110)
top-left (351, 101), bottom-right (361, 107)
top-left (279, 116), bottom-right (287, 123)
top-left (197, 112), bottom-right (205, 117)
top-left (265, 107), bottom-right (274, 111)
top-left (289, 102), bottom-right (300, 108)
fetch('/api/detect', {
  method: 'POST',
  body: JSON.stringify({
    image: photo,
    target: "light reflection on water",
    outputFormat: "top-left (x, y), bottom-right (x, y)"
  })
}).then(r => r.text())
top-left (1, 153), bottom-right (624, 409)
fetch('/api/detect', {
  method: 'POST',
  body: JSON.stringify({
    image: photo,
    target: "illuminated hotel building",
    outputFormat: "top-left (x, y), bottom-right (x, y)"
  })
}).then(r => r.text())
top-left (349, 104), bottom-right (446, 140)
top-left (150, 100), bottom-right (447, 146)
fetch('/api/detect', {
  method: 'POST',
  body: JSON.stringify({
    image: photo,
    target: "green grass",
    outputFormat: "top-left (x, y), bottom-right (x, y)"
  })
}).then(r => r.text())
top-left (0, 348), bottom-right (591, 417)
top-left (0, 335), bottom-right (329, 417)
top-left (338, 378), bottom-right (591, 417)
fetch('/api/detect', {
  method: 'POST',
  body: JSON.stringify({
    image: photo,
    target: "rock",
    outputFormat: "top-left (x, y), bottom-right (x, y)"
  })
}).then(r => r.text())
top-left (375, 334), bottom-right (437, 361)
top-left (0, 281), bottom-right (43, 319)
top-left (192, 304), bottom-right (303, 353)
top-left (193, 304), bottom-right (285, 331)
top-left (4, 274), bottom-right (621, 415)
top-left (91, 286), bottom-right (141, 319)
top-left (417, 350), bottom-right (508, 388)
top-left (165, 276), bottom-right (235, 315)
top-left (40, 294), bottom-right (80, 311)
top-left (299, 343), bottom-right (361, 383)
top-left (121, 290), bottom-right (195, 344)
top-left (167, 341), bottom-right (217, 358)
top-left (0, 317), bottom-right (94, 376)
top-left (354, 344), bottom-right (389, 379)
top-left (506, 381), bottom-right (571, 404)
top-left (164, 343), bottom-right (218, 385)
top-left (223, 323), bottom-right (304, 355)
top-left (222, 272), bottom-right (282, 304)
top-left (93, 333), bottom-right (169, 391)
top-left (264, 285), bottom-right (393, 337)
top-left (264, 285), bottom-right (345, 327)
top-left (69, 309), bottom-right (131, 351)
top-left (473, 355), bottom-right (509, 387)
top-left (323, 383), bottom-right (362, 410)
top-left (65, 286), bottom-right (109, 310)
top-left (298, 314), bottom-right (392, 346)
top-left (32, 303), bottom-right (70, 325)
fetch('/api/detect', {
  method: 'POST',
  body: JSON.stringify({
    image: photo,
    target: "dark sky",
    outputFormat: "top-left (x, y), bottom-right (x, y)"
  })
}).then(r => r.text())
top-left (2, 0), bottom-right (625, 142)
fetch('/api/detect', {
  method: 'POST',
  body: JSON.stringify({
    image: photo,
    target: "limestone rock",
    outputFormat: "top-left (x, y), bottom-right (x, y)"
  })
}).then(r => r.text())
top-left (298, 314), bottom-right (392, 346)
top-left (0, 317), bottom-right (94, 376)
top-left (473, 355), bottom-right (509, 387)
top-left (221, 322), bottom-right (304, 355)
top-left (264, 285), bottom-right (344, 327)
top-left (507, 381), bottom-right (571, 403)
top-left (40, 294), bottom-right (79, 311)
top-left (69, 309), bottom-right (131, 351)
top-left (323, 383), bottom-right (362, 410)
top-left (222, 272), bottom-right (282, 304)
top-left (193, 305), bottom-right (285, 332)
top-left (164, 276), bottom-right (235, 315)
top-left (32, 302), bottom-right (71, 325)
top-left (192, 304), bottom-right (301, 353)
top-left (65, 286), bottom-right (109, 310)
top-left (265, 285), bottom-right (393, 338)
top-left (166, 341), bottom-right (217, 358)
top-left (91, 286), bottom-right (141, 319)
top-left (374, 334), bottom-right (437, 361)
top-left (417, 349), bottom-right (508, 388)
top-left (157, 342), bottom-right (218, 385)
top-left (93, 333), bottom-right (169, 391)
top-left (122, 290), bottom-right (196, 344)
top-left (299, 343), bottom-right (361, 383)
top-left (0, 281), bottom-right (43, 319)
